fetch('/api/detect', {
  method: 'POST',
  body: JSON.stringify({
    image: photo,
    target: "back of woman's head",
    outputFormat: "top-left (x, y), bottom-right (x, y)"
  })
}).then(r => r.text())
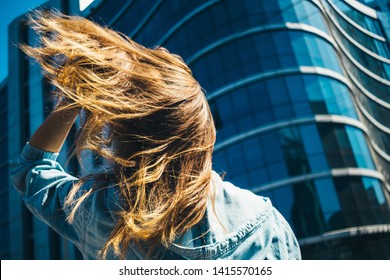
top-left (23, 10), bottom-right (216, 258)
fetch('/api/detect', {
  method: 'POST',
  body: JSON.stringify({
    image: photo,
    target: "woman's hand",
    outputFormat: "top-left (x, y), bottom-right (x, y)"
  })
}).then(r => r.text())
top-left (29, 100), bottom-right (81, 153)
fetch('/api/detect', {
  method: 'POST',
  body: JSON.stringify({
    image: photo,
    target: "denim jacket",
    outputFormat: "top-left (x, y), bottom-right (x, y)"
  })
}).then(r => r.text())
top-left (11, 143), bottom-right (301, 260)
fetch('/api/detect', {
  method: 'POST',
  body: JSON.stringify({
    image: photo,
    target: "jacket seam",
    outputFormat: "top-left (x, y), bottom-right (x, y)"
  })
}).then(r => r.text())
top-left (170, 203), bottom-right (273, 259)
top-left (211, 206), bottom-right (273, 259)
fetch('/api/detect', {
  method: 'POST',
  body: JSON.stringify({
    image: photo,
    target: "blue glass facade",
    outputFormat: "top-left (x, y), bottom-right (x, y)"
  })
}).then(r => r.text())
top-left (2, 0), bottom-right (390, 259)
top-left (2, 0), bottom-right (90, 259)
top-left (323, 0), bottom-right (390, 184)
top-left (0, 79), bottom-right (9, 259)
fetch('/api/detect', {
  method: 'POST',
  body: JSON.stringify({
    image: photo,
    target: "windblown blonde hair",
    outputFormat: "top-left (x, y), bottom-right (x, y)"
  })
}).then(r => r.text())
top-left (22, 10), bottom-right (216, 259)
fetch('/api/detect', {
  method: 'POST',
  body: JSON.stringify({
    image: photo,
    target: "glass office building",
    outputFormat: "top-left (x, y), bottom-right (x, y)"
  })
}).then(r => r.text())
top-left (2, 0), bottom-right (390, 259)
top-left (3, 0), bottom-right (90, 259)
top-left (357, 0), bottom-right (390, 11)
top-left (0, 79), bottom-right (9, 259)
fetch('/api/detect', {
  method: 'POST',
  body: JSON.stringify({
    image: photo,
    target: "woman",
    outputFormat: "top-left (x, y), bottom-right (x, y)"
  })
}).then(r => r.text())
top-left (11, 11), bottom-right (301, 260)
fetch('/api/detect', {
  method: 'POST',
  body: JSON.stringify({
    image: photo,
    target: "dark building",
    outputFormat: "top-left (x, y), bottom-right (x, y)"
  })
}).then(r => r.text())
top-left (3, 0), bottom-right (91, 259)
top-left (1, 0), bottom-right (390, 259)
top-left (0, 78), bottom-right (9, 259)
top-left (357, 0), bottom-right (390, 12)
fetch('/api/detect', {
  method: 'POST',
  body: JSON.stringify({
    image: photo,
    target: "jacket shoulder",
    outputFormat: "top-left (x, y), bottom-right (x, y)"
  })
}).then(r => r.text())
top-left (209, 171), bottom-right (273, 235)
top-left (206, 171), bottom-right (301, 259)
